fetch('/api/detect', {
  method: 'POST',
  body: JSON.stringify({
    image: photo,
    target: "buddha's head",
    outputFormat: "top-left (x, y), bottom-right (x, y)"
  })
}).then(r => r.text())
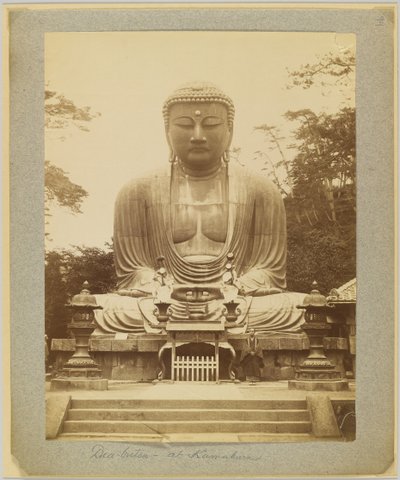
top-left (163, 83), bottom-right (234, 173)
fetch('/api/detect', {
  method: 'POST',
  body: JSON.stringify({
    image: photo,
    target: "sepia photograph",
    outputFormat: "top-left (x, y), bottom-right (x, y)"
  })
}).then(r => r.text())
top-left (5, 4), bottom-right (395, 478)
top-left (44, 31), bottom-right (356, 442)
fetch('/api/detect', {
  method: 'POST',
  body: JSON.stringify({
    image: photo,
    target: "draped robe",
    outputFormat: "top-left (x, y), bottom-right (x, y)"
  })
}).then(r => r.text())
top-left (93, 163), bottom-right (305, 335)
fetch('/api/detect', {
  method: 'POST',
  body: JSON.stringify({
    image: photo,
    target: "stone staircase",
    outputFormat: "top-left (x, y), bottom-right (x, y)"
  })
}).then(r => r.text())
top-left (59, 398), bottom-right (313, 440)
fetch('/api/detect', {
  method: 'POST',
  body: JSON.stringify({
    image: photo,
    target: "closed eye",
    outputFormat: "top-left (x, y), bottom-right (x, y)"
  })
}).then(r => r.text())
top-left (202, 116), bottom-right (225, 127)
top-left (172, 116), bottom-right (195, 127)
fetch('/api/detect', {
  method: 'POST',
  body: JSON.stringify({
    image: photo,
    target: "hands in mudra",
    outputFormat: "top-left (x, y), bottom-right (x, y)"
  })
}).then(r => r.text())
top-left (232, 279), bottom-right (283, 297)
top-left (117, 288), bottom-right (153, 298)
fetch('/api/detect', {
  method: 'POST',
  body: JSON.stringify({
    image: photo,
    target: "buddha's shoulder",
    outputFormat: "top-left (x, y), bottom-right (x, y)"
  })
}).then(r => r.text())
top-left (116, 167), bottom-right (170, 200)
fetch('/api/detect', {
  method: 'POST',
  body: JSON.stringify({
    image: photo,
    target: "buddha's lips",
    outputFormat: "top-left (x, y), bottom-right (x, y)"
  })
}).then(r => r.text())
top-left (190, 147), bottom-right (209, 152)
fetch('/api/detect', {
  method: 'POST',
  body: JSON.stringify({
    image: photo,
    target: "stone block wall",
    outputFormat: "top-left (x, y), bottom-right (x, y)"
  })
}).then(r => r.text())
top-left (51, 334), bottom-right (351, 381)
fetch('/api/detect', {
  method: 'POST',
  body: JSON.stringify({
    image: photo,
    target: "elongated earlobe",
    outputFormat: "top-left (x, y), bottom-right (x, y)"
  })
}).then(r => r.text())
top-left (222, 151), bottom-right (230, 164)
top-left (169, 151), bottom-right (178, 165)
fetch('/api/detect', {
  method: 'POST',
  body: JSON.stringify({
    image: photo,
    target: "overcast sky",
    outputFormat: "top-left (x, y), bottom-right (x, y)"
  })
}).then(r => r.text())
top-left (45, 31), bottom-right (355, 250)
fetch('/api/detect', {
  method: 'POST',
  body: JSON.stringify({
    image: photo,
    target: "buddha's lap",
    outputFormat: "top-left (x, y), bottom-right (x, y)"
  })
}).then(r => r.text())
top-left (93, 292), bottom-right (306, 334)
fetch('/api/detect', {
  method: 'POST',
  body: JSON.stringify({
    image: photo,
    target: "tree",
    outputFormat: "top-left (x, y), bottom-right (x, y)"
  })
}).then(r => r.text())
top-left (45, 161), bottom-right (88, 216)
top-left (45, 90), bottom-right (100, 132)
top-left (287, 50), bottom-right (355, 93)
top-left (253, 50), bottom-right (356, 292)
top-left (45, 89), bottom-right (100, 224)
top-left (282, 108), bottom-right (356, 292)
top-left (253, 125), bottom-right (293, 197)
top-left (285, 107), bottom-right (355, 225)
top-left (60, 244), bottom-right (117, 297)
top-left (286, 220), bottom-right (356, 295)
top-left (45, 243), bottom-right (117, 339)
top-left (44, 91), bottom-right (107, 339)
top-left (45, 250), bottom-right (70, 339)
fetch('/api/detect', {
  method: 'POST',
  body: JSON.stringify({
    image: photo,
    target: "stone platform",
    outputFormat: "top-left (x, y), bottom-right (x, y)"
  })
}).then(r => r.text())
top-left (51, 334), bottom-right (351, 382)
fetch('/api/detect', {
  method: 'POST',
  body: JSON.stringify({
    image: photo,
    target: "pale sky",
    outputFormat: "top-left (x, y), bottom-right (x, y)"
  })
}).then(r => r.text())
top-left (45, 31), bottom-right (355, 250)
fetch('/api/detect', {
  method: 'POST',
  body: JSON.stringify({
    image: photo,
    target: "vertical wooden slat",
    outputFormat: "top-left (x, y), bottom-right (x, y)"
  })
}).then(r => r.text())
top-left (171, 337), bottom-right (176, 382)
top-left (175, 357), bottom-right (177, 381)
top-left (181, 356), bottom-right (184, 382)
top-left (215, 334), bottom-right (219, 382)
top-left (171, 355), bottom-right (220, 382)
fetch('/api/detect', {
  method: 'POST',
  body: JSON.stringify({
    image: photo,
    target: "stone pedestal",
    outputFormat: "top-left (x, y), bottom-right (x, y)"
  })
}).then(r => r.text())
top-left (51, 377), bottom-right (108, 391)
top-left (50, 321), bottom-right (108, 391)
top-left (289, 379), bottom-right (349, 391)
top-left (288, 326), bottom-right (348, 391)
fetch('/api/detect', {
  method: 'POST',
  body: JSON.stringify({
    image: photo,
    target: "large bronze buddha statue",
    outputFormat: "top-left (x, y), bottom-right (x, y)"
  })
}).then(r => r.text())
top-left (94, 83), bottom-right (305, 335)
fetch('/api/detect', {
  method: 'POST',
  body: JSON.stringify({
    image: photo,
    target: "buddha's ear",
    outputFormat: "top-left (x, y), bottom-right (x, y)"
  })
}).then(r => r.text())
top-left (226, 127), bottom-right (234, 149)
top-left (165, 126), bottom-right (173, 149)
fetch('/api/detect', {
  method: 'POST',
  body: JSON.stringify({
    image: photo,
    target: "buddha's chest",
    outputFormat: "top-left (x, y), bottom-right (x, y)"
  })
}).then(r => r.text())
top-left (171, 175), bottom-right (228, 259)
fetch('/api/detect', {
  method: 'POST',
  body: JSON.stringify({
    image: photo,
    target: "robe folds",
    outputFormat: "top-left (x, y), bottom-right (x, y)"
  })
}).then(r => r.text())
top-left (114, 163), bottom-right (287, 291)
top-left (93, 163), bottom-right (305, 335)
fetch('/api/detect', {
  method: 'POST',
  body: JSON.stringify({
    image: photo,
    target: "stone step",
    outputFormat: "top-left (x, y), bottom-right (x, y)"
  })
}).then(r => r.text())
top-left (58, 432), bottom-right (316, 442)
top-left (58, 432), bottom-right (164, 441)
top-left (63, 419), bottom-right (311, 434)
top-left (71, 398), bottom-right (307, 410)
top-left (68, 408), bottom-right (309, 422)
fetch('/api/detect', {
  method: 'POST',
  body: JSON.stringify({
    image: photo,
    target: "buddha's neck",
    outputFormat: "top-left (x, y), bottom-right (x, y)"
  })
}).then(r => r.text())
top-left (178, 160), bottom-right (224, 178)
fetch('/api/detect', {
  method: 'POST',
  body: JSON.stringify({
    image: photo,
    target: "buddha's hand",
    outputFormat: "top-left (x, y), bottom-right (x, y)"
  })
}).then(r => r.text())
top-left (235, 270), bottom-right (283, 297)
top-left (117, 288), bottom-right (153, 298)
top-left (117, 269), bottom-right (160, 297)
top-left (251, 287), bottom-right (283, 296)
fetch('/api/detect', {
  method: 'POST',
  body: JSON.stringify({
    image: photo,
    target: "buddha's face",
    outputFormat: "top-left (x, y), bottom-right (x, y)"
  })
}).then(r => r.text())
top-left (167, 102), bottom-right (232, 171)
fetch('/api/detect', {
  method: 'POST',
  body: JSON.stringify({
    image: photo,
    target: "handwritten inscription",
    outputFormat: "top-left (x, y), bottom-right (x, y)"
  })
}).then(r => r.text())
top-left (91, 445), bottom-right (150, 459)
top-left (90, 445), bottom-right (262, 462)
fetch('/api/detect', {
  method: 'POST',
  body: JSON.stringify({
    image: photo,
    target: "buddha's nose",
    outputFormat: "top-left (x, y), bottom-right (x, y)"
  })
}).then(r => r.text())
top-left (190, 124), bottom-right (206, 144)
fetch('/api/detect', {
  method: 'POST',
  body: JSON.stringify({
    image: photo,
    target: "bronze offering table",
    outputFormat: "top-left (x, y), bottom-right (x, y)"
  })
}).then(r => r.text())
top-left (157, 284), bottom-right (238, 382)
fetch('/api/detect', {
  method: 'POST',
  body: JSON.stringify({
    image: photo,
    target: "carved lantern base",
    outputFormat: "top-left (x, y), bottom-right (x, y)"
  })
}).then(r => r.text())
top-left (50, 323), bottom-right (108, 391)
top-left (288, 322), bottom-right (348, 391)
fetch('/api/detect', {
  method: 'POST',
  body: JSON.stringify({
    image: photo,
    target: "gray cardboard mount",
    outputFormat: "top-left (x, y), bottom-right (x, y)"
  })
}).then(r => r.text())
top-left (7, 4), bottom-right (395, 478)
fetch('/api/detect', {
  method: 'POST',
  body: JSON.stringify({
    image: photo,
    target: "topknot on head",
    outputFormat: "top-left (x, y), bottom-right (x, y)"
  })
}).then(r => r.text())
top-left (163, 82), bottom-right (235, 129)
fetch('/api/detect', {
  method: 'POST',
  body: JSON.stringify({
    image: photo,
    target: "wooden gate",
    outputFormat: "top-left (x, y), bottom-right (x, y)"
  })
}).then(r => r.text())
top-left (173, 355), bottom-right (217, 381)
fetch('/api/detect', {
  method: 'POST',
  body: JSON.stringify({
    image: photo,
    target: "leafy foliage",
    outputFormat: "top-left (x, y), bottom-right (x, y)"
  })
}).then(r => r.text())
top-left (253, 125), bottom-right (293, 197)
top-left (254, 51), bottom-right (356, 293)
top-left (285, 202), bottom-right (355, 294)
top-left (45, 244), bottom-right (117, 339)
top-left (283, 108), bottom-right (356, 293)
top-left (45, 89), bottom-right (100, 223)
top-left (45, 90), bottom-right (100, 131)
top-left (45, 161), bottom-right (88, 215)
top-left (287, 50), bottom-right (355, 91)
top-left (286, 107), bottom-right (355, 225)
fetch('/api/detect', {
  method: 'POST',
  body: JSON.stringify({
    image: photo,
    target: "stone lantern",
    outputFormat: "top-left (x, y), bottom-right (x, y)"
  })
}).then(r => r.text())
top-left (288, 281), bottom-right (348, 391)
top-left (50, 281), bottom-right (108, 391)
